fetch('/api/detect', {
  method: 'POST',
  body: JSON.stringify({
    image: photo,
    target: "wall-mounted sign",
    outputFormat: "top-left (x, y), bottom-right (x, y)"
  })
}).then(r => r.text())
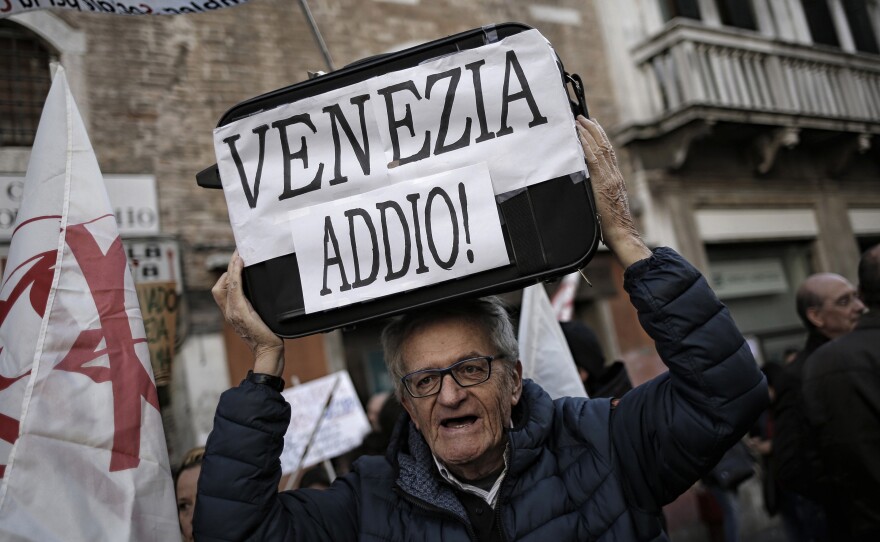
top-left (0, 174), bottom-right (159, 242)
top-left (124, 238), bottom-right (183, 289)
top-left (710, 259), bottom-right (789, 299)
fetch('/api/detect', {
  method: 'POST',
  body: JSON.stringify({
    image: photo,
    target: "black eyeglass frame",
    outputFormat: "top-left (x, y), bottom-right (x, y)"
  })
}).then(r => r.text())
top-left (401, 355), bottom-right (504, 398)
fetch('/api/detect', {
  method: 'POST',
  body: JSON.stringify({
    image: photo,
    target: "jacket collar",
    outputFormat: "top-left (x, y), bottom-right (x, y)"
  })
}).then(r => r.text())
top-left (856, 309), bottom-right (880, 330)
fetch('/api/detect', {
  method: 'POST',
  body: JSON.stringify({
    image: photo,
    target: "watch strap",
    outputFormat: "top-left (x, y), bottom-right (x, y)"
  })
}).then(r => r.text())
top-left (245, 370), bottom-right (285, 393)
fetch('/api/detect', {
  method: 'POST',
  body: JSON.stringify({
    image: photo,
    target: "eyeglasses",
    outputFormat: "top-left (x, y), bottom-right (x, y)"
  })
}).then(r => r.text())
top-left (401, 355), bottom-right (502, 398)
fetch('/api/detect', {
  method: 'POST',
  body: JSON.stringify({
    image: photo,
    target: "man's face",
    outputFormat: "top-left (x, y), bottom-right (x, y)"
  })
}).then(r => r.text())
top-left (400, 316), bottom-right (522, 481)
top-left (808, 275), bottom-right (865, 339)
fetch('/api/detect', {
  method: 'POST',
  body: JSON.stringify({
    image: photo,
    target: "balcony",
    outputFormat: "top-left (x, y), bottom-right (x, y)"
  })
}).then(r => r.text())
top-left (617, 19), bottom-right (880, 172)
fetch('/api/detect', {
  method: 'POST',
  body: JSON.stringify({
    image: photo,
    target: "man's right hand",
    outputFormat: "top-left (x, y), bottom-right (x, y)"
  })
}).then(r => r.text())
top-left (212, 250), bottom-right (285, 376)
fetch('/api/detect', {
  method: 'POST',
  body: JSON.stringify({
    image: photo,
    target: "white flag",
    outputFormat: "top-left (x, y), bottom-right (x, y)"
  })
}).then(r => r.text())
top-left (518, 284), bottom-right (588, 399)
top-left (0, 67), bottom-right (178, 541)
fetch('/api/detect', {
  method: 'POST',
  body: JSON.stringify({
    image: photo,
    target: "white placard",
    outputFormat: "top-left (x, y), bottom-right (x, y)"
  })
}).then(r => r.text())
top-left (291, 163), bottom-right (508, 314)
top-left (215, 29), bottom-right (585, 266)
top-left (279, 371), bottom-right (371, 473)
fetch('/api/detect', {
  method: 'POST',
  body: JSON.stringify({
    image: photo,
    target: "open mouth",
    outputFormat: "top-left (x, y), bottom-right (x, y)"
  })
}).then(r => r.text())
top-left (441, 415), bottom-right (478, 429)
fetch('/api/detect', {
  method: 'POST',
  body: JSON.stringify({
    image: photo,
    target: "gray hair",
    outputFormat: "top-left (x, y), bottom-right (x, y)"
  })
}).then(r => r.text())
top-left (381, 296), bottom-right (519, 399)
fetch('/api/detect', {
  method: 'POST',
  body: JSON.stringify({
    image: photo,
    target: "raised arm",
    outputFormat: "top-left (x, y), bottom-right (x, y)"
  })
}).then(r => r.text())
top-left (576, 116), bottom-right (769, 511)
top-left (194, 253), bottom-right (359, 541)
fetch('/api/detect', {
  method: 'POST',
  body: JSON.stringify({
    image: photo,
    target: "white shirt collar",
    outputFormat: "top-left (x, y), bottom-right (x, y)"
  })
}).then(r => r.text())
top-left (432, 446), bottom-right (510, 508)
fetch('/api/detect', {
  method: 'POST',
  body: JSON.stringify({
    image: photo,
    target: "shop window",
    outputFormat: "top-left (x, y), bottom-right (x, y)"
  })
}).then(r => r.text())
top-left (659, 0), bottom-right (702, 21)
top-left (841, 0), bottom-right (880, 53)
top-left (801, 0), bottom-right (842, 47)
top-left (715, 0), bottom-right (757, 30)
top-left (706, 242), bottom-right (813, 365)
top-left (0, 22), bottom-right (54, 147)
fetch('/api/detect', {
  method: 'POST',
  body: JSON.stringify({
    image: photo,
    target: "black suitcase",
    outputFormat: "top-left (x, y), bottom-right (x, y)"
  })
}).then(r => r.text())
top-left (197, 22), bottom-right (599, 338)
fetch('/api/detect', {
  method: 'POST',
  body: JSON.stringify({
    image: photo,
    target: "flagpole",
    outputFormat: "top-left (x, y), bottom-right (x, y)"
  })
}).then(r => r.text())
top-left (297, 0), bottom-right (336, 72)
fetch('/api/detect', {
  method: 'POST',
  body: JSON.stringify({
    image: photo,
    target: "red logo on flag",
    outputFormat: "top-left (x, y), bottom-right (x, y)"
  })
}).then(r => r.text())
top-left (55, 222), bottom-right (160, 472)
top-left (0, 217), bottom-right (160, 476)
top-left (0, 247), bottom-right (54, 478)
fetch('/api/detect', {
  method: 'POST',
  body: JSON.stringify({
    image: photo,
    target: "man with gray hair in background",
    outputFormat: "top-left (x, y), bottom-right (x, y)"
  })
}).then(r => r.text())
top-left (803, 244), bottom-right (880, 541)
top-left (771, 269), bottom-right (865, 541)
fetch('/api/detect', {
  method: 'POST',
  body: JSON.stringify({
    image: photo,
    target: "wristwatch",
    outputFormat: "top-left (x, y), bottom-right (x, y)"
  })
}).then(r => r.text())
top-left (245, 370), bottom-right (285, 393)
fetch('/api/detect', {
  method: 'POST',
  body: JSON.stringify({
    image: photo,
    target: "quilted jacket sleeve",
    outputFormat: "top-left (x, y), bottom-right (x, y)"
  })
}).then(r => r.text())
top-left (193, 380), bottom-right (360, 541)
top-left (611, 247), bottom-right (768, 513)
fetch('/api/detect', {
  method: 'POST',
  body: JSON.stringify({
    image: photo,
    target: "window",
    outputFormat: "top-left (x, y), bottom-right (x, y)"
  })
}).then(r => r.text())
top-left (716, 0), bottom-right (758, 30)
top-left (660, 0), bottom-right (702, 21)
top-left (706, 241), bottom-right (813, 364)
top-left (842, 0), bottom-right (880, 53)
top-left (801, 0), bottom-right (841, 47)
top-left (0, 22), bottom-right (55, 147)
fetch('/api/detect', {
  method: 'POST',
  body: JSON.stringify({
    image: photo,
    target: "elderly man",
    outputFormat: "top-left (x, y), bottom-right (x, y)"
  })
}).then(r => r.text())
top-left (194, 117), bottom-right (768, 541)
top-left (771, 271), bottom-right (865, 540)
top-left (802, 244), bottom-right (880, 541)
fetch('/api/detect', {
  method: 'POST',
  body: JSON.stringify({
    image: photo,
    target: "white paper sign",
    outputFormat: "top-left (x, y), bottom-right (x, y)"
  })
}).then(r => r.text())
top-left (279, 371), bottom-right (371, 473)
top-left (214, 29), bottom-right (585, 266)
top-left (291, 162), bottom-right (507, 314)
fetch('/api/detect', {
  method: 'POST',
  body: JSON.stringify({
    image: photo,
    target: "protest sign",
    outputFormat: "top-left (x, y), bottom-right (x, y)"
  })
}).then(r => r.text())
top-left (204, 23), bottom-right (599, 338)
top-left (214, 29), bottom-right (585, 267)
top-left (279, 371), bottom-right (370, 473)
top-left (135, 281), bottom-right (178, 387)
top-left (0, 0), bottom-right (248, 17)
top-left (290, 162), bottom-right (507, 313)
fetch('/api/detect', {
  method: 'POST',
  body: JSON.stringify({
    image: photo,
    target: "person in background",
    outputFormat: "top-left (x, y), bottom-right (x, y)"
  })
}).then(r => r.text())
top-left (748, 363), bottom-right (783, 520)
top-left (771, 272), bottom-right (865, 541)
top-left (350, 392), bottom-right (405, 457)
top-left (365, 391), bottom-right (390, 432)
top-left (174, 447), bottom-right (205, 542)
top-left (560, 319), bottom-right (632, 398)
top-left (299, 466), bottom-right (332, 490)
top-left (802, 244), bottom-right (880, 541)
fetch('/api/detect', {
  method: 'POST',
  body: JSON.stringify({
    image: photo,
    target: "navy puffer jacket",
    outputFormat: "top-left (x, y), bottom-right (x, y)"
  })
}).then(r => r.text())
top-left (194, 248), bottom-right (768, 541)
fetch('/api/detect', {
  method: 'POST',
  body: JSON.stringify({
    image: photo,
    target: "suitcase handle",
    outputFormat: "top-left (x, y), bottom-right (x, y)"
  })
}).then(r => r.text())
top-left (566, 72), bottom-right (589, 119)
top-left (196, 164), bottom-right (222, 189)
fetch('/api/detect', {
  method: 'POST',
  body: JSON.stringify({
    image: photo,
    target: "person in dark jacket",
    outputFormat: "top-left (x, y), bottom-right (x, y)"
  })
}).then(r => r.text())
top-left (194, 117), bottom-right (768, 541)
top-left (771, 271), bottom-right (865, 541)
top-left (802, 244), bottom-right (880, 541)
top-left (560, 319), bottom-right (633, 399)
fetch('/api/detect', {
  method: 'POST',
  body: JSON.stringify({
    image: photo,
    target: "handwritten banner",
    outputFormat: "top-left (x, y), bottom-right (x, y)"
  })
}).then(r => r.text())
top-left (0, 0), bottom-right (249, 17)
top-left (135, 281), bottom-right (178, 387)
top-left (214, 29), bottom-right (585, 266)
top-left (291, 162), bottom-right (507, 314)
top-left (279, 371), bottom-right (371, 473)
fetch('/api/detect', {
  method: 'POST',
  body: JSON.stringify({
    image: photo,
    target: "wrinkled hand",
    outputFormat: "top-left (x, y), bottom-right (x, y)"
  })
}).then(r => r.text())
top-left (212, 250), bottom-right (284, 376)
top-left (577, 116), bottom-right (652, 268)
